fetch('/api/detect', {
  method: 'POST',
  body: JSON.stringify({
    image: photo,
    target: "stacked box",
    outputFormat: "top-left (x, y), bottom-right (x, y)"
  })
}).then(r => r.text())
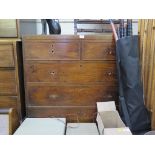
top-left (96, 101), bottom-right (132, 135)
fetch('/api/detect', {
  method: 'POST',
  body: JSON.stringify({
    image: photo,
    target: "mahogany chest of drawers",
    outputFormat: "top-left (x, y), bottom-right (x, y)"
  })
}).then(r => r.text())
top-left (0, 39), bottom-right (24, 126)
top-left (23, 35), bottom-right (117, 122)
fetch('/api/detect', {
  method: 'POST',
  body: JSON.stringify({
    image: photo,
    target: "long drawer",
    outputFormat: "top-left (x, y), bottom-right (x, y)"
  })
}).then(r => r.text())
top-left (24, 41), bottom-right (80, 60)
top-left (27, 106), bottom-right (97, 122)
top-left (82, 41), bottom-right (115, 60)
top-left (25, 62), bottom-right (117, 84)
top-left (0, 44), bottom-right (14, 67)
top-left (27, 85), bottom-right (118, 106)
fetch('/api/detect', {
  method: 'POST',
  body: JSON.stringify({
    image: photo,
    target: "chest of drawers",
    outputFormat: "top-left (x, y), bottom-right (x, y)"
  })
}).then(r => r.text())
top-left (23, 35), bottom-right (117, 122)
top-left (0, 39), bottom-right (24, 128)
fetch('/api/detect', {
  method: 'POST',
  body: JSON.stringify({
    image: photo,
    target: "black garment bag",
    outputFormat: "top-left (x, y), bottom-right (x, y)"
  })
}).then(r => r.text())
top-left (116, 35), bottom-right (151, 134)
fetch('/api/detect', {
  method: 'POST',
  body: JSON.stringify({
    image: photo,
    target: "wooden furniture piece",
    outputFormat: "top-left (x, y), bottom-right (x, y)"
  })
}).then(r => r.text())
top-left (74, 19), bottom-right (119, 34)
top-left (0, 20), bottom-right (19, 38)
top-left (138, 20), bottom-right (155, 129)
top-left (0, 108), bottom-right (19, 135)
top-left (0, 39), bottom-right (24, 126)
top-left (23, 35), bottom-right (117, 122)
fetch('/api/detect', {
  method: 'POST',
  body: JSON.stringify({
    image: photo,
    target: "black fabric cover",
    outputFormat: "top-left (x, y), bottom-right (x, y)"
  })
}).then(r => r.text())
top-left (46, 19), bottom-right (61, 34)
top-left (116, 35), bottom-right (151, 134)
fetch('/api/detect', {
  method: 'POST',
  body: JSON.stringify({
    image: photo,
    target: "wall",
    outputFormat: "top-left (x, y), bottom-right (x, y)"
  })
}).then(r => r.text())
top-left (19, 19), bottom-right (138, 36)
top-left (20, 19), bottom-right (74, 36)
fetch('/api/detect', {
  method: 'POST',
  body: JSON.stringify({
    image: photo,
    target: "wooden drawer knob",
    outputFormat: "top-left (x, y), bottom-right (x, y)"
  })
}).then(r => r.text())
top-left (49, 71), bottom-right (55, 75)
top-left (109, 51), bottom-right (112, 54)
top-left (104, 48), bottom-right (113, 55)
top-left (108, 71), bottom-right (112, 76)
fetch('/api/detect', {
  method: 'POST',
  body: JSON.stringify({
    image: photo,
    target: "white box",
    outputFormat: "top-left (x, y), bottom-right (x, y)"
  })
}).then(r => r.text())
top-left (66, 123), bottom-right (99, 135)
top-left (96, 102), bottom-right (132, 135)
top-left (97, 101), bottom-right (116, 112)
top-left (14, 118), bottom-right (66, 135)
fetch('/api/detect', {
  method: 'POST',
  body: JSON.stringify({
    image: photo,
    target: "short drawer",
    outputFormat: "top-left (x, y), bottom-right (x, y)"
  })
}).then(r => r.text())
top-left (82, 41), bottom-right (115, 60)
top-left (0, 70), bottom-right (17, 95)
top-left (0, 44), bottom-right (14, 67)
top-left (0, 84), bottom-right (17, 95)
top-left (27, 106), bottom-right (97, 122)
top-left (24, 41), bottom-right (80, 60)
top-left (25, 62), bottom-right (117, 84)
top-left (27, 85), bottom-right (118, 106)
top-left (0, 70), bottom-right (16, 83)
top-left (0, 96), bottom-right (18, 109)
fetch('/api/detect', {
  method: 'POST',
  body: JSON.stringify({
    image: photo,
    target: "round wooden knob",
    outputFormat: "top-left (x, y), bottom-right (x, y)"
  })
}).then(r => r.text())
top-left (108, 72), bottom-right (112, 76)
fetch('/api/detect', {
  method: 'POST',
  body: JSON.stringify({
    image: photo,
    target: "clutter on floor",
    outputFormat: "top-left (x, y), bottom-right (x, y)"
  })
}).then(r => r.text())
top-left (13, 101), bottom-right (132, 135)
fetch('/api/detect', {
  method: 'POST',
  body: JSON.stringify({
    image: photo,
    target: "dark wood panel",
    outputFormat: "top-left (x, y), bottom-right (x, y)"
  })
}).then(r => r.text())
top-left (0, 40), bottom-right (23, 124)
top-left (25, 61), bottom-right (117, 84)
top-left (27, 106), bottom-right (97, 122)
top-left (24, 41), bottom-right (80, 60)
top-left (27, 85), bottom-right (118, 106)
top-left (82, 41), bottom-right (115, 60)
top-left (0, 44), bottom-right (14, 67)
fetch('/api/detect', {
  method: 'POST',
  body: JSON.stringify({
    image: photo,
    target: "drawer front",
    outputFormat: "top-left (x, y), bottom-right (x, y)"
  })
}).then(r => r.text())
top-left (0, 84), bottom-right (17, 95)
top-left (0, 44), bottom-right (14, 67)
top-left (27, 85), bottom-right (118, 106)
top-left (24, 41), bottom-right (80, 60)
top-left (0, 70), bottom-right (17, 95)
top-left (82, 41), bottom-right (115, 60)
top-left (27, 106), bottom-right (97, 122)
top-left (25, 62), bottom-right (117, 84)
top-left (0, 96), bottom-right (18, 109)
top-left (0, 70), bottom-right (16, 83)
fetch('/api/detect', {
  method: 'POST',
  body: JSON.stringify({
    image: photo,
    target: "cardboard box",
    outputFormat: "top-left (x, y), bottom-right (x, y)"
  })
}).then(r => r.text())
top-left (66, 123), bottom-right (99, 135)
top-left (14, 118), bottom-right (66, 135)
top-left (96, 102), bottom-right (132, 135)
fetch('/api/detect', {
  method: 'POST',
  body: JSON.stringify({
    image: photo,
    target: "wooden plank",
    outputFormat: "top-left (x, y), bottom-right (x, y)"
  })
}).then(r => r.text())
top-left (139, 19), bottom-right (155, 129)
